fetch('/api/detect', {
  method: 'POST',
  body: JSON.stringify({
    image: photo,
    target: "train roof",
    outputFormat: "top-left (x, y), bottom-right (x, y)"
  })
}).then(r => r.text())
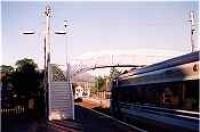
top-left (119, 51), bottom-right (199, 78)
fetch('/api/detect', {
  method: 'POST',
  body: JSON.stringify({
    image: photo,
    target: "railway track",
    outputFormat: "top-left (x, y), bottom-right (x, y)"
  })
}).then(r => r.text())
top-left (48, 105), bottom-right (147, 132)
top-left (48, 120), bottom-right (82, 132)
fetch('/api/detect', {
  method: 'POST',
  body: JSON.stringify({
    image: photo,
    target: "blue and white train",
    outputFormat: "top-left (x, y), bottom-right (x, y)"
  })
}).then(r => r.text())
top-left (111, 51), bottom-right (199, 131)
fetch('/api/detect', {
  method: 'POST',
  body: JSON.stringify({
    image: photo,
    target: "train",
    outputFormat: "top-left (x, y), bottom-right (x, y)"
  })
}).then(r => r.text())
top-left (111, 51), bottom-right (199, 131)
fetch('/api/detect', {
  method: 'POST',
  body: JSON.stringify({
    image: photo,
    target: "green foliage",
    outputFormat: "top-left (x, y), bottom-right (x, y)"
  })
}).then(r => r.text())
top-left (95, 76), bottom-right (106, 91)
top-left (12, 58), bottom-right (42, 99)
top-left (0, 65), bottom-right (14, 73)
top-left (1, 59), bottom-right (45, 119)
top-left (0, 65), bottom-right (14, 92)
top-left (51, 64), bottom-right (66, 81)
top-left (15, 58), bottom-right (38, 72)
top-left (92, 68), bottom-right (121, 93)
top-left (109, 67), bottom-right (121, 80)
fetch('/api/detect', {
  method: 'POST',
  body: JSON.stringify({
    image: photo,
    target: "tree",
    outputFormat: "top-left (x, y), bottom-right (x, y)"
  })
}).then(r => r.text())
top-left (12, 58), bottom-right (42, 101)
top-left (0, 65), bottom-right (14, 87)
top-left (15, 58), bottom-right (38, 72)
top-left (51, 64), bottom-right (66, 81)
top-left (0, 65), bottom-right (14, 89)
top-left (0, 65), bottom-right (14, 73)
top-left (11, 58), bottom-right (45, 120)
top-left (92, 68), bottom-right (121, 94)
top-left (1, 59), bottom-right (45, 119)
top-left (109, 67), bottom-right (121, 81)
top-left (95, 76), bottom-right (106, 92)
top-left (0, 65), bottom-right (15, 108)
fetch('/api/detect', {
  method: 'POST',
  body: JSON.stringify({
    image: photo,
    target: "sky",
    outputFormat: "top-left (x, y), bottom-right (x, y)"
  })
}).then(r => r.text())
top-left (1, 1), bottom-right (199, 68)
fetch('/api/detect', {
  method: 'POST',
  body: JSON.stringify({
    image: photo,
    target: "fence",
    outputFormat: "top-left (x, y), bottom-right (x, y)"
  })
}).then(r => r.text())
top-left (1, 105), bottom-right (28, 121)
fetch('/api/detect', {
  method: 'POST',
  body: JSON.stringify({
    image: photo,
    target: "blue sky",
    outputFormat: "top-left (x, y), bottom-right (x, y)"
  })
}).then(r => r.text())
top-left (1, 1), bottom-right (199, 68)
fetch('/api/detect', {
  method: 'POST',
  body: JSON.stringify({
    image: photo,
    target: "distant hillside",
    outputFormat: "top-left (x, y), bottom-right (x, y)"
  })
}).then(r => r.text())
top-left (72, 72), bottom-right (95, 83)
top-left (70, 49), bottom-right (186, 76)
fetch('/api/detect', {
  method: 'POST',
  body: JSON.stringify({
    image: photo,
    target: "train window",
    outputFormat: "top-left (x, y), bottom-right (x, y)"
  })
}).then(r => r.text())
top-left (115, 80), bottom-right (199, 112)
top-left (159, 83), bottom-right (183, 109)
top-left (117, 88), bottom-right (126, 102)
top-left (144, 85), bottom-right (160, 106)
top-left (183, 80), bottom-right (199, 111)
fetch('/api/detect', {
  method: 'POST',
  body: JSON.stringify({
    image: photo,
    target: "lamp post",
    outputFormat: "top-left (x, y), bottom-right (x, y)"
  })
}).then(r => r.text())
top-left (54, 20), bottom-right (69, 81)
top-left (44, 4), bottom-right (51, 122)
top-left (22, 4), bottom-right (74, 121)
top-left (55, 20), bottom-right (75, 120)
top-left (22, 31), bottom-right (35, 35)
top-left (22, 4), bottom-right (52, 122)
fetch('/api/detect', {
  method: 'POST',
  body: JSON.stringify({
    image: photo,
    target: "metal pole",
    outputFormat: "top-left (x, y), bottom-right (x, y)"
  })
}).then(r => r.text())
top-left (22, 4), bottom-right (52, 122)
top-left (44, 4), bottom-right (51, 122)
top-left (45, 4), bottom-right (51, 80)
top-left (43, 36), bottom-right (47, 122)
top-left (189, 11), bottom-right (195, 52)
top-left (63, 20), bottom-right (75, 120)
top-left (54, 20), bottom-right (75, 120)
top-left (64, 20), bottom-right (69, 81)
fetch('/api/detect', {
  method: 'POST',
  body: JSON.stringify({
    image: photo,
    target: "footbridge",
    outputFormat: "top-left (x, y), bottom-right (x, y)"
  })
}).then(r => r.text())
top-left (72, 64), bottom-right (145, 76)
top-left (70, 49), bottom-right (184, 76)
